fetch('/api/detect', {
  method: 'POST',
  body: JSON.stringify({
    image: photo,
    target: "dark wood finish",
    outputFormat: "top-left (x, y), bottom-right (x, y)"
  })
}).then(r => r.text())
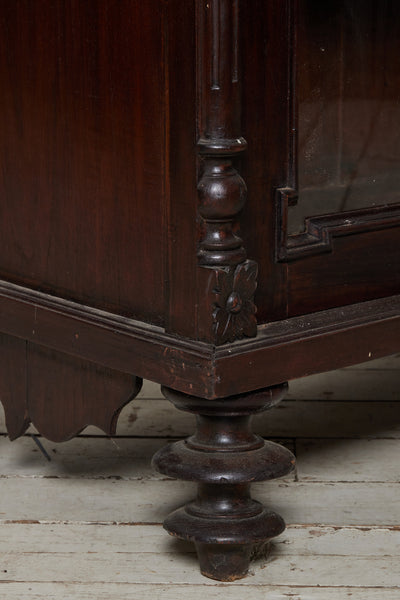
top-left (197, 259), bottom-right (258, 344)
top-left (152, 384), bottom-right (295, 581)
top-left (0, 333), bottom-right (29, 440)
top-left (0, 280), bottom-right (216, 399)
top-left (214, 294), bottom-right (400, 398)
top-left (0, 0), bottom-right (399, 582)
top-left (240, 0), bottom-right (293, 323)
top-left (278, 190), bottom-right (400, 261)
top-left (196, 0), bottom-right (258, 344)
top-left (197, 0), bottom-right (248, 268)
top-left (0, 0), bottom-right (166, 325)
top-left (288, 228), bottom-right (400, 317)
top-left (1, 280), bottom-right (399, 401)
top-left (0, 328), bottom-right (142, 443)
top-left (165, 0), bottom-right (199, 339)
top-left (27, 345), bottom-right (142, 442)
top-left (273, 0), bottom-right (400, 317)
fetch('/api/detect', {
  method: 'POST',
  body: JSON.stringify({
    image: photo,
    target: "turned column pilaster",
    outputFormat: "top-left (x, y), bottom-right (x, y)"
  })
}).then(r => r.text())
top-left (196, 0), bottom-right (258, 345)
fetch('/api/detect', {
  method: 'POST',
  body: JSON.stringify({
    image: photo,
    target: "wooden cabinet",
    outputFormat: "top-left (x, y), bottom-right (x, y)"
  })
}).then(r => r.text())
top-left (0, 0), bottom-right (399, 582)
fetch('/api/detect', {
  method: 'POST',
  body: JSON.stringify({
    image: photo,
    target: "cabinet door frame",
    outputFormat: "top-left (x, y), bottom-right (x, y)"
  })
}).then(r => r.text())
top-left (276, 0), bottom-right (400, 263)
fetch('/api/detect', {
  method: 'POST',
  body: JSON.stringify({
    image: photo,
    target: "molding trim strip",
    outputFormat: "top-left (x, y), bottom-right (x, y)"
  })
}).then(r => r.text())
top-left (0, 279), bottom-right (399, 399)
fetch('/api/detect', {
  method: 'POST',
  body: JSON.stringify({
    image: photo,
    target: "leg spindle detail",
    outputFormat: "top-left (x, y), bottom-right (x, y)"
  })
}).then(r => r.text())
top-left (152, 384), bottom-right (295, 581)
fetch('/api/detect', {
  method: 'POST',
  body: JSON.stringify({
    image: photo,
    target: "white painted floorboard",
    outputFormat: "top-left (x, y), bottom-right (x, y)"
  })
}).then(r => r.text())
top-left (0, 354), bottom-right (399, 598)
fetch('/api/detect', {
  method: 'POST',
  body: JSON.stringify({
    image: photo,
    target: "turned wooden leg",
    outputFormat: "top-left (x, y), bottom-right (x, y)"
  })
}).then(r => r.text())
top-left (152, 383), bottom-right (295, 581)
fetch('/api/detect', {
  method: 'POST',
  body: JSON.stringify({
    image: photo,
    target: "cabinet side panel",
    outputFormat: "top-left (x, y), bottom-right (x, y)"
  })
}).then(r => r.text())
top-left (0, 0), bottom-right (166, 324)
top-left (165, 0), bottom-right (198, 339)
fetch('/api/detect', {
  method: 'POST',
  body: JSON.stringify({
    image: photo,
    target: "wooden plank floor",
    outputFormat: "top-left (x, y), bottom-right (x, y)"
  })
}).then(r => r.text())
top-left (0, 355), bottom-right (399, 598)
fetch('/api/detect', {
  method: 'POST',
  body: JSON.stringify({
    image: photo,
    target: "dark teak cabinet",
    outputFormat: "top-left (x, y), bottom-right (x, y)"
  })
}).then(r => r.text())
top-left (0, 0), bottom-right (399, 581)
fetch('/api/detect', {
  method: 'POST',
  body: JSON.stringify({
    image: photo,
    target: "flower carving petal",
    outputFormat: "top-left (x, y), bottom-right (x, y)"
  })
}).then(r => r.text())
top-left (213, 267), bottom-right (233, 308)
top-left (233, 260), bottom-right (258, 300)
top-left (211, 260), bottom-right (258, 345)
top-left (214, 308), bottom-right (231, 344)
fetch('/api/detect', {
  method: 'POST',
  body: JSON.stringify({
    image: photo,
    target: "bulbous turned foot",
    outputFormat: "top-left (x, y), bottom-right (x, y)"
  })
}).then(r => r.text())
top-left (195, 543), bottom-right (251, 581)
top-left (164, 490), bottom-right (286, 580)
top-left (152, 383), bottom-right (295, 581)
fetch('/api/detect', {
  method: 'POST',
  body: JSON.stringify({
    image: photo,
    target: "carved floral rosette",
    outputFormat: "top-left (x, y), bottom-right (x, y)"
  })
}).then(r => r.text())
top-left (211, 260), bottom-right (258, 345)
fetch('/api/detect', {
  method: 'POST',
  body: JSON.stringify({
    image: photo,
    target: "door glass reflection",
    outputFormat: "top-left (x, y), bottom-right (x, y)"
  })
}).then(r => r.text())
top-left (290, 0), bottom-right (400, 234)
